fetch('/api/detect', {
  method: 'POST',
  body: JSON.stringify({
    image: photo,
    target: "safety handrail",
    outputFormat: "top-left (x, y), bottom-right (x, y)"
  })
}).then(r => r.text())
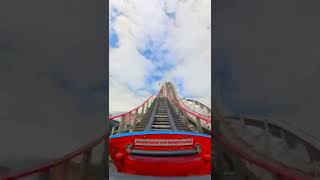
top-left (164, 82), bottom-right (211, 124)
top-left (110, 94), bottom-right (158, 133)
top-left (213, 107), bottom-right (314, 180)
top-left (177, 101), bottom-right (211, 123)
top-left (181, 98), bottom-right (211, 117)
top-left (109, 95), bottom-right (154, 120)
top-left (0, 134), bottom-right (108, 180)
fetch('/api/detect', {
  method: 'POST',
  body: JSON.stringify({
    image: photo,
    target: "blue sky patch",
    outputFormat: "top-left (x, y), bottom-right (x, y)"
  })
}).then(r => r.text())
top-left (166, 12), bottom-right (176, 20)
top-left (137, 36), bottom-right (177, 93)
top-left (172, 77), bottom-right (185, 96)
top-left (109, 7), bottom-right (122, 48)
top-left (109, 30), bottom-right (119, 48)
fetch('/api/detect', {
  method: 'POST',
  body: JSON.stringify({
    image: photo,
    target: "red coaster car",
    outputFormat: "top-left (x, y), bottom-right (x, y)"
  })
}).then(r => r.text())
top-left (109, 131), bottom-right (211, 176)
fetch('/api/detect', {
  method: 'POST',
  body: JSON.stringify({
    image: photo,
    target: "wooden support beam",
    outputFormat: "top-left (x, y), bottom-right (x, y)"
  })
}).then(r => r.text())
top-left (146, 100), bottom-right (149, 111)
top-left (133, 109), bottom-right (138, 131)
top-left (61, 160), bottom-right (70, 180)
top-left (196, 117), bottom-right (204, 133)
top-left (101, 137), bottom-right (108, 178)
top-left (119, 116), bottom-right (125, 133)
top-left (80, 149), bottom-right (92, 180)
top-left (141, 104), bottom-right (145, 117)
top-left (39, 170), bottom-right (50, 180)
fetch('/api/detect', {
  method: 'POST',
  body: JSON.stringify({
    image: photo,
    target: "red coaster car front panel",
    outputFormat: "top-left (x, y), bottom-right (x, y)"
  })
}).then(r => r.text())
top-left (109, 131), bottom-right (211, 176)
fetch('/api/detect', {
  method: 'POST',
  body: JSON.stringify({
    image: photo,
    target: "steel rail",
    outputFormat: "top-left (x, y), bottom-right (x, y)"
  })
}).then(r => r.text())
top-left (164, 98), bottom-right (178, 131)
top-left (145, 97), bottom-right (160, 131)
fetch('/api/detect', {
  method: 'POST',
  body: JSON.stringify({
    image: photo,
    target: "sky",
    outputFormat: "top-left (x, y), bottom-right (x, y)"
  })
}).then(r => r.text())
top-left (0, 0), bottom-right (106, 170)
top-left (214, 0), bottom-right (320, 139)
top-left (109, 0), bottom-right (211, 114)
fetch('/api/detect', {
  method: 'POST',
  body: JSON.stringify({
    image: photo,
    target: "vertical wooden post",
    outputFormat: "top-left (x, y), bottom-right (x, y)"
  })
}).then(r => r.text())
top-left (62, 160), bottom-right (70, 180)
top-left (39, 170), bottom-right (50, 180)
top-left (302, 143), bottom-right (311, 164)
top-left (193, 101), bottom-right (197, 111)
top-left (126, 113), bottom-right (130, 132)
top-left (128, 112), bottom-right (132, 131)
top-left (240, 114), bottom-right (246, 136)
top-left (196, 117), bottom-right (204, 133)
top-left (80, 149), bottom-right (92, 180)
top-left (146, 99), bottom-right (149, 111)
top-left (264, 120), bottom-right (271, 154)
top-left (119, 115), bottom-right (125, 133)
top-left (212, 108), bottom-right (223, 178)
top-left (207, 106), bottom-right (211, 115)
top-left (180, 110), bottom-right (188, 125)
top-left (101, 137), bottom-right (108, 178)
top-left (133, 109), bottom-right (138, 131)
top-left (199, 103), bottom-right (204, 111)
top-left (141, 104), bottom-right (145, 117)
top-left (280, 129), bottom-right (291, 154)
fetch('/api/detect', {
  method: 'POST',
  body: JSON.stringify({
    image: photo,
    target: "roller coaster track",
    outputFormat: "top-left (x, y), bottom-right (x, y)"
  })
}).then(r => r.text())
top-left (135, 96), bottom-right (191, 132)
top-left (1, 82), bottom-right (320, 179)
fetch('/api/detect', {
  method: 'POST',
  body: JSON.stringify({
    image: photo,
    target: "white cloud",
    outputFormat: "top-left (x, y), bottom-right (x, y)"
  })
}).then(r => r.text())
top-left (109, 44), bottom-right (150, 88)
top-left (109, 78), bottom-right (148, 113)
top-left (109, 0), bottom-right (211, 114)
top-left (165, 0), bottom-right (211, 105)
